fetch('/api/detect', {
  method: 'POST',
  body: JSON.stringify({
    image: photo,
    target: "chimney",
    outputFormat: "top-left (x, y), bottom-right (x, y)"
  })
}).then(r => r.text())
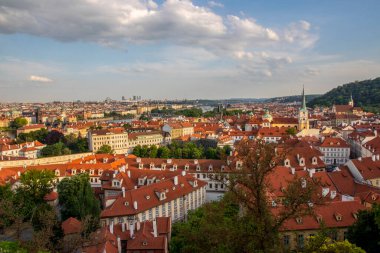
top-left (153, 219), bottom-right (158, 238)
top-left (17, 171), bottom-right (21, 177)
top-left (181, 170), bottom-right (186, 176)
top-left (358, 157), bottom-right (362, 161)
top-left (136, 221), bottom-right (141, 231)
top-left (127, 170), bottom-right (131, 178)
top-left (372, 155), bottom-right (376, 162)
top-left (330, 190), bottom-right (337, 199)
top-left (122, 187), bottom-right (125, 198)
top-left (173, 176), bottom-right (178, 185)
top-left (376, 154), bottom-right (380, 161)
top-left (129, 222), bottom-right (134, 238)
top-left (291, 167), bottom-right (295, 175)
top-left (308, 170), bottom-right (313, 178)
top-left (110, 221), bottom-right (114, 234)
top-left (122, 222), bottom-right (125, 232)
top-left (133, 201), bottom-right (138, 210)
top-left (117, 236), bottom-right (121, 253)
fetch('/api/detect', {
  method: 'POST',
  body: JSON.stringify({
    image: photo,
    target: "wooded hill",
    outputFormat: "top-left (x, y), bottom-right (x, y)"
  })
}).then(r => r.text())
top-left (307, 78), bottom-right (380, 112)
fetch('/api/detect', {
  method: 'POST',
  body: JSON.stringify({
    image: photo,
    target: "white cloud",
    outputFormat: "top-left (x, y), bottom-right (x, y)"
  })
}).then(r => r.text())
top-left (29, 75), bottom-right (53, 83)
top-left (208, 1), bottom-right (224, 8)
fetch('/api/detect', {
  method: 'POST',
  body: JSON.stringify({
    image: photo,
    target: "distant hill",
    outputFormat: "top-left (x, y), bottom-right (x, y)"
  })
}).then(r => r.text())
top-left (307, 78), bottom-right (380, 112)
top-left (265, 94), bottom-right (321, 104)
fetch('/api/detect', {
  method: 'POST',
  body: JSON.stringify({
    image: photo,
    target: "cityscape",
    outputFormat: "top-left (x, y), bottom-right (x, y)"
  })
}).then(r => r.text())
top-left (1, 1), bottom-right (380, 253)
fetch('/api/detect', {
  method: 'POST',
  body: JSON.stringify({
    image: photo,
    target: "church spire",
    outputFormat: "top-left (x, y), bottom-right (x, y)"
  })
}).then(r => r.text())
top-left (301, 85), bottom-right (306, 110)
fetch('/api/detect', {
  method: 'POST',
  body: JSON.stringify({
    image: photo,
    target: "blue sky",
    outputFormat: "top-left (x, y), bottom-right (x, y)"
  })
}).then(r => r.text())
top-left (0, 0), bottom-right (379, 102)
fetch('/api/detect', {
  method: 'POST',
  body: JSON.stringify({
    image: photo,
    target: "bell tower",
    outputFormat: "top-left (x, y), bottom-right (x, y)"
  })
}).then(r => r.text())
top-left (298, 86), bottom-right (309, 130)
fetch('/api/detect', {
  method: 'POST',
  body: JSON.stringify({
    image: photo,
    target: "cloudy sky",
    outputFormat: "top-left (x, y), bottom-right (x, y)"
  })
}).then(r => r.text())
top-left (0, 0), bottom-right (379, 102)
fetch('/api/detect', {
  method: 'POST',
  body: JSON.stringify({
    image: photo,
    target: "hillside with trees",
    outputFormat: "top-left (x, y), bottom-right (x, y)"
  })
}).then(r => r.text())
top-left (307, 78), bottom-right (380, 112)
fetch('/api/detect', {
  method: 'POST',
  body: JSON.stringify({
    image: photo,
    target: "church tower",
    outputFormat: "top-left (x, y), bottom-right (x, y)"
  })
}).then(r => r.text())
top-left (298, 86), bottom-right (309, 130)
top-left (348, 93), bottom-right (354, 107)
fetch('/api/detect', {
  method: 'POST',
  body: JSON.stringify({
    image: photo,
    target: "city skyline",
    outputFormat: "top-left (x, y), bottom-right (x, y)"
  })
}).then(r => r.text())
top-left (1, 0), bottom-right (380, 102)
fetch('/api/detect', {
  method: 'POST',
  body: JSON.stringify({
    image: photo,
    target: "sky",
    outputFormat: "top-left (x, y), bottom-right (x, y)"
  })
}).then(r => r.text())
top-left (0, 0), bottom-right (379, 102)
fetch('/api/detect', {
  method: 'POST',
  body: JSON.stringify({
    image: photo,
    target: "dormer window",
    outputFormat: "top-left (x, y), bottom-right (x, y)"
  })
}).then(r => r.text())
top-left (196, 165), bottom-right (201, 171)
top-left (316, 214), bottom-right (323, 223)
top-left (208, 165), bottom-right (213, 171)
top-left (124, 201), bottom-right (129, 206)
top-left (299, 158), bottom-right (305, 166)
top-left (55, 170), bottom-right (60, 176)
top-left (98, 169), bottom-right (103, 176)
top-left (172, 164), bottom-right (178, 170)
top-left (150, 163), bottom-right (154, 169)
top-left (145, 195), bottom-right (150, 200)
top-left (296, 217), bottom-right (303, 224)
top-left (284, 159), bottom-right (290, 167)
top-left (184, 164), bottom-right (189, 171)
top-left (138, 163), bottom-right (144, 169)
top-left (72, 169), bottom-right (76, 175)
top-left (161, 163), bottom-right (166, 170)
top-left (80, 169), bottom-right (85, 174)
top-left (352, 212), bottom-right (358, 220)
top-left (221, 165), bottom-right (225, 171)
top-left (112, 180), bottom-right (120, 187)
top-left (334, 213), bottom-right (342, 221)
top-left (89, 169), bottom-right (94, 175)
top-left (160, 192), bottom-right (166, 200)
top-left (142, 240), bottom-right (148, 246)
top-left (312, 157), bottom-right (317, 165)
top-left (236, 161), bottom-right (242, 169)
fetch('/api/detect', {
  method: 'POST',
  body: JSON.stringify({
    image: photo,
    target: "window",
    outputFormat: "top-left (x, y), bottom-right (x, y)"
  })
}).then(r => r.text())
top-left (209, 183), bottom-right (212, 189)
top-left (283, 235), bottom-right (290, 246)
top-left (297, 234), bottom-right (304, 248)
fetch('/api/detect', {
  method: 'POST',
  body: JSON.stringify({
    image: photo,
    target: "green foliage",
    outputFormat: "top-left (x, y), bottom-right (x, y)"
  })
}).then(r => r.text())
top-left (285, 127), bottom-right (297, 136)
top-left (305, 237), bottom-right (365, 253)
top-left (96, 144), bottom-right (114, 154)
top-left (44, 130), bottom-right (64, 145)
top-left (17, 128), bottom-right (48, 143)
top-left (0, 241), bottom-right (27, 253)
top-left (11, 117), bottom-right (28, 129)
top-left (308, 77), bottom-right (380, 111)
top-left (170, 194), bottom-right (241, 253)
top-left (57, 173), bottom-right (100, 233)
top-left (104, 111), bottom-right (135, 119)
top-left (40, 142), bottom-right (71, 157)
top-left (63, 134), bottom-right (89, 153)
top-left (132, 142), bottom-right (232, 159)
top-left (18, 169), bottom-right (55, 206)
top-left (347, 204), bottom-right (380, 253)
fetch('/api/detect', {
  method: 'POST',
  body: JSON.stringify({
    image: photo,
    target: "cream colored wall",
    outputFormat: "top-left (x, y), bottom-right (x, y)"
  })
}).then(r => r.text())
top-left (0, 152), bottom-right (93, 168)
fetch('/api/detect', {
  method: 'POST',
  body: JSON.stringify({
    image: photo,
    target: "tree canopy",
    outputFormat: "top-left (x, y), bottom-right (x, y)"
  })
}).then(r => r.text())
top-left (347, 204), bottom-right (380, 253)
top-left (307, 77), bottom-right (380, 112)
top-left (11, 117), bottom-right (28, 129)
top-left (96, 144), bottom-right (114, 154)
top-left (57, 173), bottom-right (100, 234)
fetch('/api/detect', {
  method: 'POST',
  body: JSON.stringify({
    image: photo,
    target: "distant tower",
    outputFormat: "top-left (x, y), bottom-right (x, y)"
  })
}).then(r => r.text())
top-left (348, 93), bottom-right (354, 107)
top-left (298, 86), bottom-right (309, 130)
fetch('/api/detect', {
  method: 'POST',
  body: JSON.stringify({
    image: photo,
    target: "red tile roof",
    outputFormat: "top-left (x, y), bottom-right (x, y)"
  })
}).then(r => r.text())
top-left (62, 217), bottom-right (82, 235)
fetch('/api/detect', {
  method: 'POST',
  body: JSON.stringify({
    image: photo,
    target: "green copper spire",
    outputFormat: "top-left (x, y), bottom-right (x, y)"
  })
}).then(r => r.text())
top-left (301, 85), bottom-right (306, 110)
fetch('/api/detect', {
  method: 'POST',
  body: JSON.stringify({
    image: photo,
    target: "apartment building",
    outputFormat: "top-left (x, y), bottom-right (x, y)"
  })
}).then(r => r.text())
top-left (88, 128), bottom-right (129, 154)
top-left (319, 137), bottom-right (350, 165)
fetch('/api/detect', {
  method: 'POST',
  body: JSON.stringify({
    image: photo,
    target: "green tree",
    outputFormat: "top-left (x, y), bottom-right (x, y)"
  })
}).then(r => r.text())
top-left (18, 169), bottom-right (55, 207)
top-left (96, 144), bottom-right (114, 154)
top-left (158, 146), bottom-right (171, 158)
top-left (170, 193), bottom-right (241, 253)
top-left (133, 145), bottom-right (142, 157)
top-left (57, 174), bottom-right (100, 233)
top-left (148, 145), bottom-right (158, 158)
top-left (347, 204), bottom-right (380, 253)
top-left (40, 142), bottom-right (71, 157)
top-left (11, 117), bottom-right (28, 129)
top-left (286, 127), bottom-right (297, 136)
top-left (305, 233), bottom-right (365, 253)
top-left (0, 241), bottom-right (27, 253)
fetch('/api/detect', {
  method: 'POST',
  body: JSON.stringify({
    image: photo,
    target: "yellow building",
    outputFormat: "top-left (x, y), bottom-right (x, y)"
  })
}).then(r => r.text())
top-left (88, 128), bottom-right (129, 154)
top-left (127, 131), bottom-right (164, 151)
